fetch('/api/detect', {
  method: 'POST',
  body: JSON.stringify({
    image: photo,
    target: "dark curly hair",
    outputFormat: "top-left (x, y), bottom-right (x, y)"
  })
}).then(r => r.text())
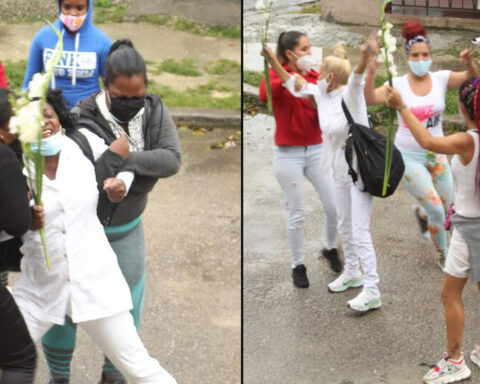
top-left (46, 88), bottom-right (76, 132)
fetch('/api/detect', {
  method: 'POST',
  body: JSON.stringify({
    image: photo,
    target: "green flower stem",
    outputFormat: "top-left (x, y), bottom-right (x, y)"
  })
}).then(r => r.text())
top-left (263, 15), bottom-right (272, 113)
top-left (264, 55), bottom-right (272, 112)
top-left (380, 0), bottom-right (394, 196)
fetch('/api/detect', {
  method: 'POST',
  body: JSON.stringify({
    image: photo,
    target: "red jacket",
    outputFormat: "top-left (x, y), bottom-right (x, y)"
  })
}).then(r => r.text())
top-left (0, 61), bottom-right (7, 89)
top-left (259, 65), bottom-right (322, 146)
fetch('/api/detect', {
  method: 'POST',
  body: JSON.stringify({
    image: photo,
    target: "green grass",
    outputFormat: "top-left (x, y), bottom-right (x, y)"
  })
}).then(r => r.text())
top-left (135, 15), bottom-right (241, 38)
top-left (3, 60), bottom-right (27, 94)
top-left (149, 81), bottom-right (240, 110)
top-left (205, 59), bottom-right (240, 75)
top-left (157, 59), bottom-right (202, 77)
top-left (93, 0), bottom-right (127, 23)
top-left (243, 71), bottom-right (263, 87)
top-left (299, 3), bottom-right (322, 14)
top-left (445, 88), bottom-right (459, 115)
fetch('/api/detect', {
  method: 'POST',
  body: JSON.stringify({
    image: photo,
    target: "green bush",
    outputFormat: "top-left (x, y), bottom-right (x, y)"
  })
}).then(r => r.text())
top-left (2, 60), bottom-right (27, 94)
top-left (243, 71), bottom-right (263, 87)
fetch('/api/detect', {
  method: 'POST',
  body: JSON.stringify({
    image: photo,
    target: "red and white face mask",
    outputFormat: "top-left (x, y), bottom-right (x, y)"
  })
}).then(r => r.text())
top-left (60, 13), bottom-right (86, 32)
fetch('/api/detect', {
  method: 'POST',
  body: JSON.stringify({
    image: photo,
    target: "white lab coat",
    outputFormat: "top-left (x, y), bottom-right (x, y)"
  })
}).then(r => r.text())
top-left (13, 134), bottom-right (133, 324)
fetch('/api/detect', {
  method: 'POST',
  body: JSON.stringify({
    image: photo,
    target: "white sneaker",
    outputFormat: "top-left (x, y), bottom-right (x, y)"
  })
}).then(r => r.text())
top-left (423, 353), bottom-right (471, 384)
top-left (327, 271), bottom-right (363, 293)
top-left (347, 287), bottom-right (381, 311)
top-left (472, 36), bottom-right (480, 45)
top-left (470, 346), bottom-right (480, 367)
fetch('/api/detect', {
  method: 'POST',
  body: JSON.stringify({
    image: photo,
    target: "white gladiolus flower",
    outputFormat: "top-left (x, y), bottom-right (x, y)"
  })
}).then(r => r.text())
top-left (10, 100), bottom-right (42, 144)
top-left (255, 0), bottom-right (266, 11)
top-left (389, 63), bottom-right (398, 77)
top-left (385, 34), bottom-right (397, 52)
top-left (28, 73), bottom-right (48, 100)
top-left (385, 22), bottom-right (393, 31)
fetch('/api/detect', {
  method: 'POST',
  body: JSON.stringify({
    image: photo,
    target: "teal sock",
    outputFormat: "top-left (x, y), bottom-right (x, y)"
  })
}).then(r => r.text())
top-left (41, 317), bottom-right (77, 379)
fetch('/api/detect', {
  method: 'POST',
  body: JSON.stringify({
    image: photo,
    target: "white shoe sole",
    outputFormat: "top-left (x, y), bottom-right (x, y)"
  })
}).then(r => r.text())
top-left (347, 298), bottom-right (382, 312)
top-left (327, 278), bottom-right (363, 293)
top-left (470, 351), bottom-right (480, 367)
top-left (423, 365), bottom-right (471, 384)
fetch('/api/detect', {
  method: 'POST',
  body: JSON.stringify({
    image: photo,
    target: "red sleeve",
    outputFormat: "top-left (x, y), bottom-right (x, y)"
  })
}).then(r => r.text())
top-left (259, 68), bottom-right (288, 102)
top-left (0, 62), bottom-right (7, 89)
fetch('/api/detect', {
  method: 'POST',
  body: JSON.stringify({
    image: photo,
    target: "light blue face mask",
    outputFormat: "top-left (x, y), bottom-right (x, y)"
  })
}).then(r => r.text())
top-left (31, 130), bottom-right (65, 156)
top-left (408, 59), bottom-right (432, 77)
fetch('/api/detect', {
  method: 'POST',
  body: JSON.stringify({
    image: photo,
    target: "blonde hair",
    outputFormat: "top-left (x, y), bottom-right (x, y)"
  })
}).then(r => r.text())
top-left (322, 42), bottom-right (352, 85)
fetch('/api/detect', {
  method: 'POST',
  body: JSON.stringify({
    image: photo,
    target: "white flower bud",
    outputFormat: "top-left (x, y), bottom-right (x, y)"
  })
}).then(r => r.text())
top-left (11, 100), bottom-right (42, 144)
top-left (255, 0), bottom-right (266, 11)
top-left (28, 73), bottom-right (48, 100)
top-left (265, 12), bottom-right (270, 21)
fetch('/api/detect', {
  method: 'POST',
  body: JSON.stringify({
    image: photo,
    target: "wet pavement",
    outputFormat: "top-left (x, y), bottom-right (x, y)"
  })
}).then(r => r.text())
top-left (243, 113), bottom-right (480, 384)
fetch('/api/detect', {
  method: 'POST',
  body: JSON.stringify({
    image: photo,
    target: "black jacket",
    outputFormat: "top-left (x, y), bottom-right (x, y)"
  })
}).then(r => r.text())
top-left (75, 92), bottom-right (182, 226)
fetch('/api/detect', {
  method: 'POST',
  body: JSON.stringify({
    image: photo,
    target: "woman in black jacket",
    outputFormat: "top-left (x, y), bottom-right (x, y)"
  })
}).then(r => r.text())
top-left (0, 88), bottom-right (42, 384)
top-left (42, 39), bottom-right (181, 384)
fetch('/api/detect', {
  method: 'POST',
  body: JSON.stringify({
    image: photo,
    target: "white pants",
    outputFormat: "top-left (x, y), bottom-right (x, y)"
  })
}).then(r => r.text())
top-left (334, 178), bottom-right (379, 294)
top-left (18, 307), bottom-right (177, 384)
top-left (274, 145), bottom-right (338, 267)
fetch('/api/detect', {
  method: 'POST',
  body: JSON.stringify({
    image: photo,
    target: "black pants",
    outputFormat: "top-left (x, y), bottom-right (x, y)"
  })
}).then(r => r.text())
top-left (0, 284), bottom-right (36, 384)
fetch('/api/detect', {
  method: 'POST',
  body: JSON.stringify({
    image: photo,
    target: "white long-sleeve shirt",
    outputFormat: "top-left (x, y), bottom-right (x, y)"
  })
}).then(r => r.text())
top-left (13, 134), bottom-right (133, 324)
top-left (284, 72), bottom-right (369, 182)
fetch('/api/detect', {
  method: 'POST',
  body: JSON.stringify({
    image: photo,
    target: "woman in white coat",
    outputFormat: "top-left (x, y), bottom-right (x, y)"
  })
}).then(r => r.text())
top-left (12, 89), bottom-right (176, 384)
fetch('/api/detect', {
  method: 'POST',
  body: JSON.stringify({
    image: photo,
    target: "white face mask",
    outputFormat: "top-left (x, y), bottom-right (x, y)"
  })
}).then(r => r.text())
top-left (317, 77), bottom-right (330, 94)
top-left (296, 55), bottom-right (316, 72)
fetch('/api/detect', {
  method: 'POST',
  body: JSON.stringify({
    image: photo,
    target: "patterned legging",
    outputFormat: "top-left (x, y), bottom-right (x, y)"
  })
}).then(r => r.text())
top-left (401, 149), bottom-right (454, 258)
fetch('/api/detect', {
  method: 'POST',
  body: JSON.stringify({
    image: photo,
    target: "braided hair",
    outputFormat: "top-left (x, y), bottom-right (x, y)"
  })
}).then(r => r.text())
top-left (459, 77), bottom-right (480, 194)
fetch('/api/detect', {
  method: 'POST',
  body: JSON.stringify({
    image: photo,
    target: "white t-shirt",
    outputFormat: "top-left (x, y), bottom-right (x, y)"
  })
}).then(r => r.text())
top-left (283, 72), bottom-right (368, 182)
top-left (393, 70), bottom-right (451, 151)
top-left (451, 130), bottom-right (480, 217)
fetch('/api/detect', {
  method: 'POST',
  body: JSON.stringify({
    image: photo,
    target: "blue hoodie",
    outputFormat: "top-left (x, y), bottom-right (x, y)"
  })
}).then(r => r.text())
top-left (23, 0), bottom-right (112, 109)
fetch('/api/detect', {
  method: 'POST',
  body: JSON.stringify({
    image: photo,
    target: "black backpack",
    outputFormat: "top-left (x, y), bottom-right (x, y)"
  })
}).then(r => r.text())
top-left (342, 100), bottom-right (405, 198)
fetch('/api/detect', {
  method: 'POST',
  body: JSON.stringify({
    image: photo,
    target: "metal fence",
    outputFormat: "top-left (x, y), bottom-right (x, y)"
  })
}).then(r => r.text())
top-left (391, 0), bottom-right (480, 17)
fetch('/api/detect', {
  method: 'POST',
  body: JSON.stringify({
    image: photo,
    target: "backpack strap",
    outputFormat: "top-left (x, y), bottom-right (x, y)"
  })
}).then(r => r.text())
top-left (65, 129), bottom-right (94, 165)
top-left (341, 99), bottom-right (355, 130)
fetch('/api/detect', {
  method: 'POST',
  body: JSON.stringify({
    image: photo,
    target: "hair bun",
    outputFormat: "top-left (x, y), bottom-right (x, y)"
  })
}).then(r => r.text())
top-left (109, 39), bottom-right (135, 55)
top-left (402, 21), bottom-right (427, 40)
top-left (332, 41), bottom-right (348, 60)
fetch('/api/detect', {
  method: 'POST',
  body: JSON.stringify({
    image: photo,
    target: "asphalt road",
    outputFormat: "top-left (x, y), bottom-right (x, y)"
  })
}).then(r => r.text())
top-left (243, 113), bottom-right (480, 384)
top-left (9, 127), bottom-right (241, 384)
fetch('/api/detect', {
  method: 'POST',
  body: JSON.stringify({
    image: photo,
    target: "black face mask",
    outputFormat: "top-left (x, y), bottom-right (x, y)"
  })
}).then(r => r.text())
top-left (108, 93), bottom-right (145, 123)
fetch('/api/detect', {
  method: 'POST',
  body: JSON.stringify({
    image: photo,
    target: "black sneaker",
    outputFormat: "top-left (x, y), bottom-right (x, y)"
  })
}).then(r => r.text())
top-left (98, 374), bottom-right (127, 384)
top-left (413, 206), bottom-right (430, 239)
top-left (292, 264), bottom-right (309, 288)
top-left (48, 379), bottom-right (69, 384)
top-left (322, 248), bottom-right (342, 273)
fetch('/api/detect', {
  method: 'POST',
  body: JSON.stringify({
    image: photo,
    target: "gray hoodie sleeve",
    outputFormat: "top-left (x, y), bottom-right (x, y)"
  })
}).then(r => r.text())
top-left (129, 104), bottom-right (181, 178)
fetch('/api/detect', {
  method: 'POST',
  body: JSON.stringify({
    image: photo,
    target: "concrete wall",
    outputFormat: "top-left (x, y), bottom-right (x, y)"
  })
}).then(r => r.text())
top-left (127, 0), bottom-right (240, 27)
top-left (320, 0), bottom-right (480, 31)
top-left (0, 0), bottom-right (57, 19)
